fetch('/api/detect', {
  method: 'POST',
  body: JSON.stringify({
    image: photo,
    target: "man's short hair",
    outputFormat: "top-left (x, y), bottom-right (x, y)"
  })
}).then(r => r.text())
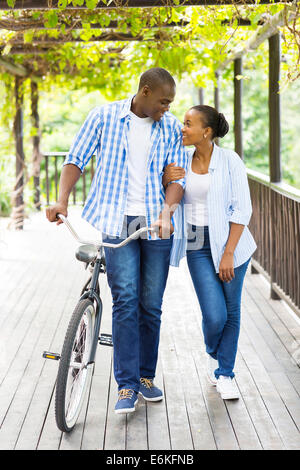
top-left (138, 68), bottom-right (176, 92)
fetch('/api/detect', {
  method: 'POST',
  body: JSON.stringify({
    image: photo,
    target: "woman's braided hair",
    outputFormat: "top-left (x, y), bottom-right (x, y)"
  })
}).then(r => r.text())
top-left (191, 105), bottom-right (229, 139)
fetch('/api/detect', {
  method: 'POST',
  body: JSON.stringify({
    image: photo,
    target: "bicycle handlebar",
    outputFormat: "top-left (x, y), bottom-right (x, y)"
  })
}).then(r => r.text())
top-left (57, 213), bottom-right (159, 249)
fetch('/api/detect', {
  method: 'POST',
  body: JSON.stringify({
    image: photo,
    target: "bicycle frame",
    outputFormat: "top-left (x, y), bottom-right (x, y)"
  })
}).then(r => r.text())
top-left (79, 249), bottom-right (105, 366)
top-left (43, 214), bottom-right (158, 366)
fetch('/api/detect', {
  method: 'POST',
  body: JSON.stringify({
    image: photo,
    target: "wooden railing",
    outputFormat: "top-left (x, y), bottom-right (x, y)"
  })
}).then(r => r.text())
top-left (42, 152), bottom-right (95, 205)
top-left (248, 169), bottom-right (300, 316)
top-left (41, 153), bottom-right (300, 315)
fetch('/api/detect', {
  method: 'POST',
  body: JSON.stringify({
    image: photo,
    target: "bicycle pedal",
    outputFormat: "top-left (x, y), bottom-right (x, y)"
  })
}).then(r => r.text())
top-left (43, 351), bottom-right (61, 361)
top-left (99, 334), bottom-right (113, 347)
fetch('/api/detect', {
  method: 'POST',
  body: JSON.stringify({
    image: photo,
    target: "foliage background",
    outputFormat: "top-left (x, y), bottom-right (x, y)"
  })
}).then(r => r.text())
top-left (0, 4), bottom-right (300, 216)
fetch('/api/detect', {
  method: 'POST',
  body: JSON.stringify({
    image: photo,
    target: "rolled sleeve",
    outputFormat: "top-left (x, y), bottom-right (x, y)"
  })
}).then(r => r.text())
top-left (229, 158), bottom-right (252, 226)
top-left (63, 107), bottom-right (103, 173)
top-left (165, 124), bottom-right (188, 189)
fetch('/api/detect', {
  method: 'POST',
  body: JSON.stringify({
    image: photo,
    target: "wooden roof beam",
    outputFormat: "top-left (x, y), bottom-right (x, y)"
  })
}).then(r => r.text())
top-left (0, 55), bottom-right (28, 75)
top-left (3, 29), bottom-right (185, 44)
top-left (0, 18), bottom-right (190, 31)
top-left (216, 3), bottom-right (300, 73)
top-left (0, 0), bottom-right (292, 9)
top-left (0, 44), bottom-right (124, 54)
top-left (0, 17), bottom-right (266, 31)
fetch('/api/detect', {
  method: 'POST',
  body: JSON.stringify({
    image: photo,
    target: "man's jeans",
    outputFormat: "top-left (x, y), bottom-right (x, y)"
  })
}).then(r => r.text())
top-left (103, 216), bottom-right (173, 393)
top-left (187, 225), bottom-right (250, 379)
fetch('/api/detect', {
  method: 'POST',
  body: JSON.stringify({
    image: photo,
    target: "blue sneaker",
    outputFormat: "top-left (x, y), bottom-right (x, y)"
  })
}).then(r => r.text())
top-left (139, 378), bottom-right (164, 402)
top-left (115, 389), bottom-right (138, 414)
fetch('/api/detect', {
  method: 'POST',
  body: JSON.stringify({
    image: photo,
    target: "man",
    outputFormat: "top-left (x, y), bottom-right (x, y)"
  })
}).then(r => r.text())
top-left (46, 68), bottom-right (188, 414)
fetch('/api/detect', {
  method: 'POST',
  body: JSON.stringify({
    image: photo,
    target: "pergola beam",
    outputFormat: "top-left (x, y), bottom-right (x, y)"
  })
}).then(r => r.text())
top-left (0, 44), bottom-right (123, 54)
top-left (214, 72), bottom-right (220, 146)
top-left (4, 32), bottom-right (156, 44)
top-left (0, 18), bottom-right (264, 31)
top-left (0, 19), bottom-right (190, 30)
top-left (269, 32), bottom-right (281, 184)
top-left (234, 57), bottom-right (243, 159)
top-left (0, 45), bottom-right (58, 54)
top-left (0, 56), bottom-right (28, 75)
top-left (0, 0), bottom-right (292, 9)
top-left (12, 76), bottom-right (25, 230)
top-left (216, 4), bottom-right (300, 73)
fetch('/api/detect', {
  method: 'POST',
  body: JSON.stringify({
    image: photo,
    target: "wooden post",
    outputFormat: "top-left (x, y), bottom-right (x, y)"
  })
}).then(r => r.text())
top-left (214, 72), bottom-right (220, 111)
top-left (214, 72), bottom-right (220, 146)
top-left (269, 32), bottom-right (282, 300)
top-left (268, 32), bottom-right (281, 184)
top-left (31, 80), bottom-right (42, 210)
top-left (234, 58), bottom-right (243, 159)
top-left (198, 87), bottom-right (204, 105)
top-left (12, 76), bottom-right (25, 230)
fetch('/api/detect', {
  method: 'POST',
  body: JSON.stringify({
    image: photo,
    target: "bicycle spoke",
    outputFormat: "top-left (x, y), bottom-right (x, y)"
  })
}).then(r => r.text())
top-left (56, 302), bottom-right (95, 429)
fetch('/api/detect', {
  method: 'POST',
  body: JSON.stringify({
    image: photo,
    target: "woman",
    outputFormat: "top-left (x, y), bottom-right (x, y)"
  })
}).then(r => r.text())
top-left (164, 105), bottom-right (257, 400)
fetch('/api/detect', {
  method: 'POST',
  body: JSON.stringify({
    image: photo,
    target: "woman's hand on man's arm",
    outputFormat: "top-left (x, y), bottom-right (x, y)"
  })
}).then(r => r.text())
top-left (162, 162), bottom-right (186, 188)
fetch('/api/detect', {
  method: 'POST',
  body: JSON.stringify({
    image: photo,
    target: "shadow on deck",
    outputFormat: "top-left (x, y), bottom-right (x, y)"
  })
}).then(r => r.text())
top-left (0, 208), bottom-right (299, 450)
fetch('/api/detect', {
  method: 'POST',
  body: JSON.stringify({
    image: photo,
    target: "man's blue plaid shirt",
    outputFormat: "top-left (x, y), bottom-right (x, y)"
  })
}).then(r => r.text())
top-left (63, 95), bottom-right (188, 237)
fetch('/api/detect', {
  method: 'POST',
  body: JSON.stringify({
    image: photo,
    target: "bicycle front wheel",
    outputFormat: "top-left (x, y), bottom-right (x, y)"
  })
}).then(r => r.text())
top-left (55, 298), bottom-right (95, 432)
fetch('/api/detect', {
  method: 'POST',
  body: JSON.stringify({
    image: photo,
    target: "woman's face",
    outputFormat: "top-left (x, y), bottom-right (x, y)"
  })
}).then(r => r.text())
top-left (181, 109), bottom-right (209, 146)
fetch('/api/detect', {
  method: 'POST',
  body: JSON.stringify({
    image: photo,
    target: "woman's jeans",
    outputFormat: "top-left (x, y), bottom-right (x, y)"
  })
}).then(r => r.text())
top-left (102, 216), bottom-right (173, 393)
top-left (187, 225), bottom-right (250, 379)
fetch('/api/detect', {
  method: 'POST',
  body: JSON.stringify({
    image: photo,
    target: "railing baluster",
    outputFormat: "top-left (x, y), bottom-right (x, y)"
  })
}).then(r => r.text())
top-left (248, 169), bottom-right (300, 316)
top-left (41, 153), bottom-right (300, 316)
top-left (45, 155), bottom-right (49, 205)
top-left (55, 156), bottom-right (58, 202)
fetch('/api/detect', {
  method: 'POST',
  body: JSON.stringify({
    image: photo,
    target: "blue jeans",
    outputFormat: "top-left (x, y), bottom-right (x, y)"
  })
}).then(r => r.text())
top-left (103, 216), bottom-right (173, 393)
top-left (187, 225), bottom-right (250, 379)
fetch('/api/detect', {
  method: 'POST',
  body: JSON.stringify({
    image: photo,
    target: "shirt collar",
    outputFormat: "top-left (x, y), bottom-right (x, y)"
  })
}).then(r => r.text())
top-left (208, 143), bottom-right (220, 171)
top-left (187, 143), bottom-right (220, 170)
top-left (119, 94), bottom-right (135, 119)
top-left (119, 94), bottom-right (163, 129)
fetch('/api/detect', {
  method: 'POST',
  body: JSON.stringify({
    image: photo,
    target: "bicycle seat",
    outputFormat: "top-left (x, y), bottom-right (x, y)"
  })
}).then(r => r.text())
top-left (75, 244), bottom-right (98, 263)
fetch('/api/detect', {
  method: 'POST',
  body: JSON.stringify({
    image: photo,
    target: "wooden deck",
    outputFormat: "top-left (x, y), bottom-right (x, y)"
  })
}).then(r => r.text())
top-left (0, 208), bottom-right (299, 451)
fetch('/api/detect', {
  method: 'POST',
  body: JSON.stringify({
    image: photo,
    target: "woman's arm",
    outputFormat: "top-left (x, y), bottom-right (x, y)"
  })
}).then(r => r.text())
top-left (162, 163), bottom-right (186, 189)
top-left (219, 222), bottom-right (245, 282)
top-left (219, 154), bottom-right (252, 282)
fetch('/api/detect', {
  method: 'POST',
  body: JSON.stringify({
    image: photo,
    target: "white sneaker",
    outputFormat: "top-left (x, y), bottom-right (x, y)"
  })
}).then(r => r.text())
top-left (216, 376), bottom-right (239, 400)
top-left (206, 354), bottom-right (218, 386)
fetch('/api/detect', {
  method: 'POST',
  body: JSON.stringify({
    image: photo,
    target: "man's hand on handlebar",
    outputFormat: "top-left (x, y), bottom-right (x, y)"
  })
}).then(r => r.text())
top-left (152, 210), bottom-right (174, 239)
top-left (46, 203), bottom-right (68, 225)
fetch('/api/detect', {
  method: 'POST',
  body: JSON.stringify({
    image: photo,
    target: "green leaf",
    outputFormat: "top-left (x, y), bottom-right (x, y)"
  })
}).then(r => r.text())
top-left (24, 31), bottom-right (34, 43)
top-left (86, 0), bottom-right (98, 8)
top-left (2, 44), bottom-right (12, 55)
top-left (44, 11), bottom-right (59, 29)
top-left (58, 0), bottom-right (67, 8)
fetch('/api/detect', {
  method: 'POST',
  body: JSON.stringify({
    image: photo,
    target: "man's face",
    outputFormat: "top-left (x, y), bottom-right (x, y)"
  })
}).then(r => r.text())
top-left (142, 84), bottom-right (176, 121)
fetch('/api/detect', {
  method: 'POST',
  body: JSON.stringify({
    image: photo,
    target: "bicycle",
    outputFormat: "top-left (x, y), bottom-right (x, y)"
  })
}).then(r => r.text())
top-left (43, 213), bottom-right (157, 433)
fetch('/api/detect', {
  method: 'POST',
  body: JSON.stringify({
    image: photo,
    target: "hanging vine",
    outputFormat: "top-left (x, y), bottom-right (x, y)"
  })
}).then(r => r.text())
top-left (0, 1), bottom-right (299, 224)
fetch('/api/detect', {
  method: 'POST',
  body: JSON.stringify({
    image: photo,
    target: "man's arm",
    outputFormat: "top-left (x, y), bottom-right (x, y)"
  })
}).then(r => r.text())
top-left (46, 164), bottom-right (81, 224)
top-left (46, 107), bottom-right (102, 224)
top-left (152, 123), bottom-right (187, 238)
top-left (163, 182), bottom-right (184, 219)
top-left (156, 182), bottom-right (184, 238)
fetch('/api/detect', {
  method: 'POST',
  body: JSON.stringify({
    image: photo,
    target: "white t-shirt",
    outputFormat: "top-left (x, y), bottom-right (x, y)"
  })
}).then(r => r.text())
top-left (125, 111), bottom-right (153, 216)
top-left (184, 158), bottom-right (210, 226)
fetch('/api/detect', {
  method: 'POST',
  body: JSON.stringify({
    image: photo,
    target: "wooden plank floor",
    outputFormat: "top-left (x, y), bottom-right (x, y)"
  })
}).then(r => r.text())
top-left (0, 208), bottom-right (299, 450)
